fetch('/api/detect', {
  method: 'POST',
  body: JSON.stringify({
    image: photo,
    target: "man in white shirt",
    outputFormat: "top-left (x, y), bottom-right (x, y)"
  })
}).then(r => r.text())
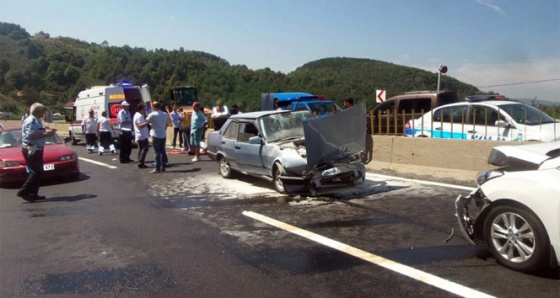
top-left (133, 103), bottom-right (150, 168)
top-left (211, 99), bottom-right (230, 130)
top-left (146, 101), bottom-right (170, 173)
top-left (117, 101), bottom-right (133, 163)
top-left (169, 105), bottom-right (183, 149)
top-left (82, 109), bottom-right (98, 154)
top-left (96, 111), bottom-right (116, 155)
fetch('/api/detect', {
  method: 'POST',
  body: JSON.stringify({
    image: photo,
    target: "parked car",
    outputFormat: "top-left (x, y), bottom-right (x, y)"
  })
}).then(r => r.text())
top-left (455, 141), bottom-right (560, 272)
top-left (405, 100), bottom-right (560, 142)
top-left (370, 90), bottom-right (459, 135)
top-left (0, 125), bottom-right (80, 186)
top-left (261, 92), bottom-right (342, 118)
top-left (206, 104), bottom-right (367, 194)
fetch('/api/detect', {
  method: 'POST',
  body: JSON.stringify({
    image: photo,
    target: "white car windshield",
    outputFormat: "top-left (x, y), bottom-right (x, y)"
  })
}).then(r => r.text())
top-left (500, 103), bottom-right (556, 125)
top-left (260, 111), bottom-right (313, 142)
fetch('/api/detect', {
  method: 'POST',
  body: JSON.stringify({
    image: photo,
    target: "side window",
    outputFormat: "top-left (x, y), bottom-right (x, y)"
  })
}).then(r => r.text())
top-left (285, 103), bottom-right (294, 111)
top-left (414, 98), bottom-right (431, 114)
top-left (433, 106), bottom-right (467, 122)
top-left (471, 107), bottom-right (502, 126)
top-left (238, 122), bottom-right (259, 143)
top-left (294, 103), bottom-right (308, 112)
top-left (224, 122), bottom-right (239, 139)
top-left (375, 101), bottom-right (395, 115)
top-left (397, 99), bottom-right (414, 114)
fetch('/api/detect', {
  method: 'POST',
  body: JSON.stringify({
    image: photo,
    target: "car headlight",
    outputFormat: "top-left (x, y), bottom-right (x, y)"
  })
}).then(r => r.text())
top-left (59, 153), bottom-right (77, 161)
top-left (475, 170), bottom-right (504, 186)
top-left (0, 160), bottom-right (21, 167)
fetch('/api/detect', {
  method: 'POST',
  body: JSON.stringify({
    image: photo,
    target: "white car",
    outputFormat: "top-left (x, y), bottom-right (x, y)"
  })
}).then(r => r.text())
top-left (406, 100), bottom-right (559, 142)
top-left (455, 141), bottom-right (560, 272)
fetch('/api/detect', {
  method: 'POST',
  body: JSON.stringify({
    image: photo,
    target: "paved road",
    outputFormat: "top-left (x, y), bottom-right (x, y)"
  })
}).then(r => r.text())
top-left (1, 145), bottom-right (558, 297)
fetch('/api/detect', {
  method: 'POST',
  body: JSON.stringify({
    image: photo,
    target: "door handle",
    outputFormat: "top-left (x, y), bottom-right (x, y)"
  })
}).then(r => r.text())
top-left (435, 127), bottom-right (442, 131)
top-left (234, 146), bottom-right (241, 149)
top-left (468, 130), bottom-right (477, 133)
top-left (221, 141), bottom-right (225, 144)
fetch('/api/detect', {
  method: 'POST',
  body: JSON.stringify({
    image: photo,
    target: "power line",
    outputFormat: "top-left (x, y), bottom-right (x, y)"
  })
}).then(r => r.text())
top-left (478, 78), bottom-right (560, 88)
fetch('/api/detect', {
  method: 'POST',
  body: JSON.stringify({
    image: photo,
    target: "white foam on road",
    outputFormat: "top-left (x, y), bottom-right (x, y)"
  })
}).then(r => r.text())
top-left (243, 211), bottom-right (495, 298)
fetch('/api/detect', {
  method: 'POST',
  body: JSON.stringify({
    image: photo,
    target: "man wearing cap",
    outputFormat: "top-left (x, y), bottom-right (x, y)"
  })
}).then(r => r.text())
top-left (190, 102), bottom-right (206, 162)
top-left (118, 101), bottom-right (133, 163)
top-left (211, 99), bottom-right (229, 130)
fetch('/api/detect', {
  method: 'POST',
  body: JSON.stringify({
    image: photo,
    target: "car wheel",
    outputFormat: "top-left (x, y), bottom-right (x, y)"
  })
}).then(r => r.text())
top-left (70, 132), bottom-right (78, 145)
top-left (483, 205), bottom-right (550, 272)
top-left (273, 163), bottom-right (286, 194)
top-left (219, 157), bottom-right (232, 179)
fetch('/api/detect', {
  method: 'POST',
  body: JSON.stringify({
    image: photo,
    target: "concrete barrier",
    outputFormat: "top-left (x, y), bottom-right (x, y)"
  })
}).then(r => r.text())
top-left (365, 136), bottom-right (520, 183)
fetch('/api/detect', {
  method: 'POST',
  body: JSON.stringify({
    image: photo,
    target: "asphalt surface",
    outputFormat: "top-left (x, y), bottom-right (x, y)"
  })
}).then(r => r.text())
top-left (1, 144), bottom-right (558, 297)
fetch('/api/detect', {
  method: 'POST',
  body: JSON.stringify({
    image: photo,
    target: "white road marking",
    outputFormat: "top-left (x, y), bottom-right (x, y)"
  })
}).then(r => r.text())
top-left (366, 173), bottom-right (476, 191)
top-left (78, 157), bottom-right (118, 169)
top-left (242, 211), bottom-right (494, 298)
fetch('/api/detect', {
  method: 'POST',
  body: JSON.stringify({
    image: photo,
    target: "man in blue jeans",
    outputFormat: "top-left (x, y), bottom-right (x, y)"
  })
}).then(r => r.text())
top-left (146, 101), bottom-right (170, 173)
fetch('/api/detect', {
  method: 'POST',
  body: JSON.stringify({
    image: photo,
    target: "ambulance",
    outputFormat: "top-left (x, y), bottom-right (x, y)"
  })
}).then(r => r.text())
top-left (68, 82), bottom-right (152, 145)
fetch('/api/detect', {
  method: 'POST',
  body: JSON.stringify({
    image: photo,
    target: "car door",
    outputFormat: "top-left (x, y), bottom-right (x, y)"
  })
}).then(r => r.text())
top-left (235, 121), bottom-right (266, 175)
top-left (221, 121), bottom-right (240, 169)
top-left (467, 105), bottom-right (517, 141)
top-left (430, 105), bottom-right (469, 139)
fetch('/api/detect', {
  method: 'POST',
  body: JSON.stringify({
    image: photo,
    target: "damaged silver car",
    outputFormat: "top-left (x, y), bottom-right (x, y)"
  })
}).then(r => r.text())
top-left (455, 141), bottom-right (560, 272)
top-left (206, 104), bottom-right (367, 194)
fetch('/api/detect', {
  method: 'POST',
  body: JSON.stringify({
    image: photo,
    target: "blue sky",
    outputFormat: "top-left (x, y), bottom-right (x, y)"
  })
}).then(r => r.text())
top-left (2, 0), bottom-right (559, 102)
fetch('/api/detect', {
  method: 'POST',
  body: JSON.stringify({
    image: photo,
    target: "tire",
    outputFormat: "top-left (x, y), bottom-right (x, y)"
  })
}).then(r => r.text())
top-left (483, 205), bottom-right (550, 272)
top-left (273, 162), bottom-right (286, 194)
top-left (219, 156), bottom-right (232, 179)
top-left (70, 132), bottom-right (78, 145)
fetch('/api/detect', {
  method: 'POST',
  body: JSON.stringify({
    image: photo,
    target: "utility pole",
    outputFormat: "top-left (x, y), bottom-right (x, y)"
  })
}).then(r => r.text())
top-left (437, 64), bottom-right (448, 95)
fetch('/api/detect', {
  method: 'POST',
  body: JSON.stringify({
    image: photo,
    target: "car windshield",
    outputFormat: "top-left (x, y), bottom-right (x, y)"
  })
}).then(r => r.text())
top-left (260, 111), bottom-right (313, 142)
top-left (499, 103), bottom-right (556, 125)
top-left (308, 102), bottom-right (340, 115)
top-left (0, 129), bottom-right (63, 148)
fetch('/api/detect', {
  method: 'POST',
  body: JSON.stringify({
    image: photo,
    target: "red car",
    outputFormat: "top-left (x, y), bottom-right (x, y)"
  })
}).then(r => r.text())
top-left (0, 125), bottom-right (80, 186)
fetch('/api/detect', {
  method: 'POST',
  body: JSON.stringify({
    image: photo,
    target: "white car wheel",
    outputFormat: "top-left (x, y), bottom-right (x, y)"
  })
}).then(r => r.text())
top-left (273, 163), bottom-right (286, 194)
top-left (219, 157), bottom-right (232, 179)
top-left (483, 205), bottom-right (550, 272)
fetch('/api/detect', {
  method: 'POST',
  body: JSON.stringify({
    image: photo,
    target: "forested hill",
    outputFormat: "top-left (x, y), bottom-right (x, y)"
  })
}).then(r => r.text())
top-left (0, 22), bottom-right (481, 115)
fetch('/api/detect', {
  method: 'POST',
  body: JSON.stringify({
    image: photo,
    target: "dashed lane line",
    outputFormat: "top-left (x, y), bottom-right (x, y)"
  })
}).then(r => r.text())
top-left (242, 210), bottom-right (494, 298)
top-left (78, 157), bottom-right (118, 169)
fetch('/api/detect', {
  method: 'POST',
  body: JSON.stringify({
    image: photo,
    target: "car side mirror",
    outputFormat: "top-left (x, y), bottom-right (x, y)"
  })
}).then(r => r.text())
top-left (248, 136), bottom-right (262, 145)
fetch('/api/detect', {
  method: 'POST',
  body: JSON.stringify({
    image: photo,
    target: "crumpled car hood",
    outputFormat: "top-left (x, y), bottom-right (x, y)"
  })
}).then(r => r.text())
top-left (303, 103), bottom-right (366, 170)
top-left (488, 141), bottom-right (560, 170)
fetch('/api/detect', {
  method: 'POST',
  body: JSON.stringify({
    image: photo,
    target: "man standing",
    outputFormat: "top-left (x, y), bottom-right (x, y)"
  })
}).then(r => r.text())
top-left (97, 111), bottom-right (116, 155)
top-left (83, 109), bottom-right (98, 154)
top-left (146, 101), bottom-right (169, 173)
top-left (169, 105), bottom-right (183, 150)
top-left (344, 97), bottom-right (354, 109)
top-left (133, 103), bottom-right (150, 169)
top-left (17, 103), bottom-right (56, 202)
top-left (190, 102), bottom-right (206, 162)
top-left (118, 101), bottom-right (133, 163)
top-left (211, 99), bottom-right (229, 130)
